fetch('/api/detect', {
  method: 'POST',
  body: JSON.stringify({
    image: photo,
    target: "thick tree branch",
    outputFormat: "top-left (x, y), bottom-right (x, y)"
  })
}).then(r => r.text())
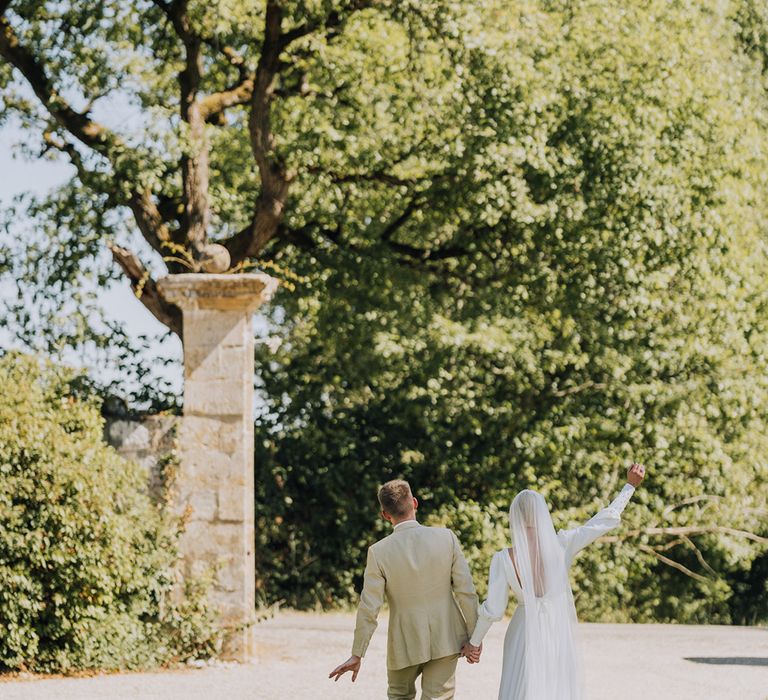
top-left (0, 15), bottom-right (116, 154)
top-left (277, 215), bottom-right (466, 267)
top-left (225, 1), bottom-right (383, 264)
top-left (0, 13), bottom-right (173, 262)
top-left (224, 2), bottom-right (294, 265)
top-left (380, 197), bottom-right (420, 242)
top-left (127, 191), bottom-right (174, 254)
top-left (279, 1), bottom-right (377, 48)
top-left (156, 193), bottom-right (184, 224)
top-left (152, 0), bottom-right (210, 251)
top-left (223, 2), bottom-right (395, 265)
top-left (198, 40), bottom-right (256, 124)
top-left (108, 244), bottom-right (183, 338)
top-left (200, 73), bottom-right (255, 122)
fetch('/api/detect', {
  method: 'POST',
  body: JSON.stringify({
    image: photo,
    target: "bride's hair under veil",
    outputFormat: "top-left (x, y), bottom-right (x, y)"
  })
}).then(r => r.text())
top-left (509, 490), bottom-right (583, 699)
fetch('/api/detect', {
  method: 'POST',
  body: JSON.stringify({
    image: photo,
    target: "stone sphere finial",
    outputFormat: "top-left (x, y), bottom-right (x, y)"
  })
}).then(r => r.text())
top-left (198, 243), bottom-right (231, 273)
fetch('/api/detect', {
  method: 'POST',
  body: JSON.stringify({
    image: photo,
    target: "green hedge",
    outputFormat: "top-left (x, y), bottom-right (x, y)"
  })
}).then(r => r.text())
top-left (0, 353), bottom-right (219, 672)
top-left (251, 0), bottom-right (768, 624)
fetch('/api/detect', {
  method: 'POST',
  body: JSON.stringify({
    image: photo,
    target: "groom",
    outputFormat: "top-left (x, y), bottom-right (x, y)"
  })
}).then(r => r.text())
top-left (329, 479), bottom-right (479, 700)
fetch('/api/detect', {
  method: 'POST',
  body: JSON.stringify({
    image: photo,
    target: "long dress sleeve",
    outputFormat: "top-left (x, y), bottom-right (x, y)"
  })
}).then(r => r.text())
top-left (469, 550), bottom-right (510, 646)
top-left (558, 483), bottom-right (636, 568)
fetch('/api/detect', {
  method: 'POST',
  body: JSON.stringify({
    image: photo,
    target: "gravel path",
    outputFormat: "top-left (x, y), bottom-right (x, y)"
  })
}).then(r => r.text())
top-left (1, 611), bottom-right (766, 699)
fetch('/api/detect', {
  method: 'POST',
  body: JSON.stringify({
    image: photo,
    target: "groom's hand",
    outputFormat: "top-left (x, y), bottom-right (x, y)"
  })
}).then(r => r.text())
top-left (461, 642), bottom-right (482, 664)
top-left (627, 462), bottom-right (646, 487)
top-left (329, 655), bottom-right (361, 682)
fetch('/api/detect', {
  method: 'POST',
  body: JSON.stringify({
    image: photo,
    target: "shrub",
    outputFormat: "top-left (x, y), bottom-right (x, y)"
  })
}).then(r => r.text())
top-left (0, 352), bottom-right (219, 672)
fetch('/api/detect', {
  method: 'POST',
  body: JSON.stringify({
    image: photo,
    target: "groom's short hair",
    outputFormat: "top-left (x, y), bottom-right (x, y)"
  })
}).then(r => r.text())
top-left (378, 479), bottom-right (413, 517)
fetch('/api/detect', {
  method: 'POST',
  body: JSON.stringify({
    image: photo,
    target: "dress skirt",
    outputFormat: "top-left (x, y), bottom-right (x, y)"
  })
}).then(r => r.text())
top-left (498, 606), bottom-right (527, 700)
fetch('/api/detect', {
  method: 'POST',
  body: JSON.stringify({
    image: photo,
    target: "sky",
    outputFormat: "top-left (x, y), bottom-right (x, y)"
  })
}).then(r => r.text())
top-left (0, 119), bottom-right (185, 398)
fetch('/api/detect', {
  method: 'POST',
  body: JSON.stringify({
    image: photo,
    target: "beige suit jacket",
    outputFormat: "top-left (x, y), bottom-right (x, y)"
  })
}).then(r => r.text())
top-left (351, 521), bottom-right (478, 670)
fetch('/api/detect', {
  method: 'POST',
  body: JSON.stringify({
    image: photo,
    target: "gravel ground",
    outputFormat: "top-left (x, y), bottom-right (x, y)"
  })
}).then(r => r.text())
top-left (1, 611), bottom-right (766, 700)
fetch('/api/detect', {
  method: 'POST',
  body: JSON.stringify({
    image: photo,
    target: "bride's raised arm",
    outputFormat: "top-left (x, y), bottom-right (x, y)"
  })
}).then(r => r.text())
top-left (558, 463), bottom-right (645, 568)
top-left (468, 549), bottom-right (510, 647)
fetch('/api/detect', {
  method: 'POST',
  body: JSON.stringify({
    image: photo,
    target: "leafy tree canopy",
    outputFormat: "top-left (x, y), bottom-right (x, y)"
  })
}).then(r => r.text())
top-left (252, 0), bottom-right (768, 622)
top-left (0, 0), bottom-right (767, 622)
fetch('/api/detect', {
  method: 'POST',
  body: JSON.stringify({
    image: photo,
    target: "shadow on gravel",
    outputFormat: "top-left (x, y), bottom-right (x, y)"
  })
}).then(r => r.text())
top-left (684, 657), bottom-right (768, 667)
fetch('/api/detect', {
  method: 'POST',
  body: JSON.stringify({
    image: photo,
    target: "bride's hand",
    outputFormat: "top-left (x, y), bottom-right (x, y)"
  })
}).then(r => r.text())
top-left (461, 642), bottom-right (482, 664)
top-left (627, 462), bottom-right (646, 487)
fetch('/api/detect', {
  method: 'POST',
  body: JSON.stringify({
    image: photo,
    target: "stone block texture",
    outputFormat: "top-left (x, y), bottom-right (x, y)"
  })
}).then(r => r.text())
top-left (105, 415), bottom-right (179, 501)
top-left (157, 273), bottom-right (278, 661)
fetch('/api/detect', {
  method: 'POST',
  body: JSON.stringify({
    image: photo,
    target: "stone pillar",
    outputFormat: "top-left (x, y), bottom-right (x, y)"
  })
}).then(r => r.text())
top-left (157, 273), bottom-right (278, 661)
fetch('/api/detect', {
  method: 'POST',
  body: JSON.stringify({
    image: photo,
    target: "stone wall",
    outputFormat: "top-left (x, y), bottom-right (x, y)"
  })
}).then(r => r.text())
top-left (104, 415), bottom-right (180, 500)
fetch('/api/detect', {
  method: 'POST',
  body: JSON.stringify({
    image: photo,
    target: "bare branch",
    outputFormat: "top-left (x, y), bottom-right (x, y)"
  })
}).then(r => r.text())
top-left (662, 495), bottom-right (721, 519)
top-left (599, 526), bottom-right (768, 546)
top-left (680, 535), bottom-right (719, 577)
top-left (637, 544), bottom-right (710, 583)
top-left (108, 244), bottom-right (183, 337)
top-left (42, 130), bottom-right (92, 183)
top-left (652, 537), bottom-right (687, 553)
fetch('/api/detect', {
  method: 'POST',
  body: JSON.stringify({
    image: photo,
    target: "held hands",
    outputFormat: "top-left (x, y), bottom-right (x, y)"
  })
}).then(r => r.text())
top-left (460, 642), bottom-right (482, 664)
top-left (627, 462), bottom-right (646, 488)
top-left (329, 655), bottom-right (362, 682)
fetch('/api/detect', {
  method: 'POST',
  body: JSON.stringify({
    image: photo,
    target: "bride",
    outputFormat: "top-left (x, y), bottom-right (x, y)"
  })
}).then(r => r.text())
top-left (462, 463), bottom-right (646, 699)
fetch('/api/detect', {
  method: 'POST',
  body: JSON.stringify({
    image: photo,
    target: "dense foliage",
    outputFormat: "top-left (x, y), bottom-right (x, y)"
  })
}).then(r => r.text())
top-left (0, 353), bottom-right (218, 672)
top-left (253, 0), bottom-right (768, 624)
top-left (0, 0), bottom-right (766, 627)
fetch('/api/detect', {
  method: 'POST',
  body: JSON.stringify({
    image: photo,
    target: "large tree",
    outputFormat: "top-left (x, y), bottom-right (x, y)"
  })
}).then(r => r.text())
top-left (251, 0), bottom-right (768, 622)
top-left (0, 0), bottom-right (474, 340)
top-left (1, 0), bottom-right (767, 624)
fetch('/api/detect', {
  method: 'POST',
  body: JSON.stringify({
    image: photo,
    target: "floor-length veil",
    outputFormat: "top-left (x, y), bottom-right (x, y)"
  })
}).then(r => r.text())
top-left (509, 490), bottom-right (582, 699)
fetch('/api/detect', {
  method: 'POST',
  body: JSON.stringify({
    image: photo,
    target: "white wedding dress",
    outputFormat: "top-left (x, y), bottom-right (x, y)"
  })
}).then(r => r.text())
top-left (469, 484), bottom-right (636, 700)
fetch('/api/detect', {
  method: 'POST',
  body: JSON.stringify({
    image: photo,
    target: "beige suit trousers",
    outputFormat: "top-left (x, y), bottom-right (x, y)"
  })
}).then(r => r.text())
top-left (386, 654), bottom-right (460, 700)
